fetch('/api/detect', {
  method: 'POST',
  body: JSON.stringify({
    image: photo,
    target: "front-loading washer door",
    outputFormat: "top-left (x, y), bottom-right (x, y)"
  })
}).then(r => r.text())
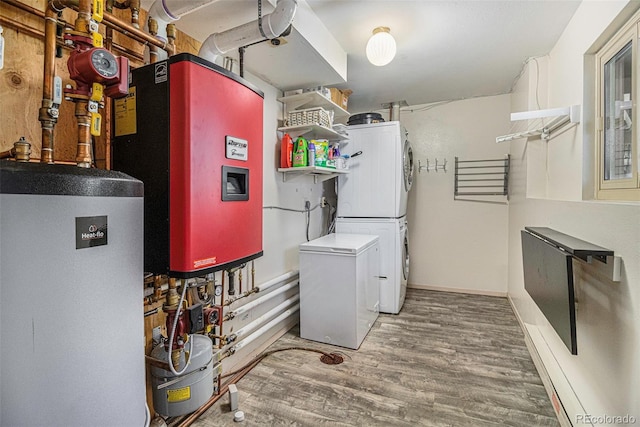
top-left (403, 138), bottom-right (414, 192)
top-left (402, 224), bottom-right (409, 281)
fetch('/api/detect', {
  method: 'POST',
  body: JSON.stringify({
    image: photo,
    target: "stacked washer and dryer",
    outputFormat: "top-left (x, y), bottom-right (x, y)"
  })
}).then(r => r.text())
top-left (337, 121), bottom-right (414, 314)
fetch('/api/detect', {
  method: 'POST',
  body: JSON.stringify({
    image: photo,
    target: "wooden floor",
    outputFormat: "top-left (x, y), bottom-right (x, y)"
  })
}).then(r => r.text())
top-left (191, 289), bottom-right (558, 426)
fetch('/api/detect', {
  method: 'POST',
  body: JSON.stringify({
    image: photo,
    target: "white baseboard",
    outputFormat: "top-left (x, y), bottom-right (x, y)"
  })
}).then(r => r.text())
top-left (408, 283), bottom-right (507, 298)
top-left (508, 296), bottom-right (577, 427)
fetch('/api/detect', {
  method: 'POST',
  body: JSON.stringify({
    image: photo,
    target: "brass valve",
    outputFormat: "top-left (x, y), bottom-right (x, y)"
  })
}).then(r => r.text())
top-left (13, 137), bottom-right (31, 162)
top-left (148, 17), bottom-right (158, 36)
top-left (166, 23), bottom-right (176, 41)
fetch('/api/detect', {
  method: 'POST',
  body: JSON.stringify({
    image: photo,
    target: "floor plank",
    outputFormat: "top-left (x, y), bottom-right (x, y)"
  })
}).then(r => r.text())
top-left (189, 289), bottom-right (558, 426)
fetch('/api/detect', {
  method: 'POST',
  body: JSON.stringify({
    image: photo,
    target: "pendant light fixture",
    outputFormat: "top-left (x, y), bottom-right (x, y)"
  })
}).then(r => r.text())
top-left (366, 27), bottom-right (396, 66)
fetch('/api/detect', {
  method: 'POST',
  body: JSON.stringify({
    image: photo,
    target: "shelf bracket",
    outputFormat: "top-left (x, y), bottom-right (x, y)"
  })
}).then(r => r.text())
top-left (496, 105), bottom-right (581, 143)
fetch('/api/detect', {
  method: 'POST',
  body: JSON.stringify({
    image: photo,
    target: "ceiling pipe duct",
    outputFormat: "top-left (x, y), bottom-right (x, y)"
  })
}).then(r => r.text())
top-left (147, 0), bottom-right (221, 43)
top-left (390, 102), bottom-right (401, 122)
top-left (382, 100), bottom-right (408, 122)
top-left (198, 0), bottom-right (297, 64)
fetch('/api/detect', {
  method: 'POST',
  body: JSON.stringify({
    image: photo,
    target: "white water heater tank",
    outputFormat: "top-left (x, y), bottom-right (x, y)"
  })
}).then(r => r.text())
top-left (0, 161), bottom-right (146, 426)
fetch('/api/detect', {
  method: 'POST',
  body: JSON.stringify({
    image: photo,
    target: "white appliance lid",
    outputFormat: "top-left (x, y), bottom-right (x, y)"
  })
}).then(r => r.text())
top-left (299, 233), bottom-right (379, 254)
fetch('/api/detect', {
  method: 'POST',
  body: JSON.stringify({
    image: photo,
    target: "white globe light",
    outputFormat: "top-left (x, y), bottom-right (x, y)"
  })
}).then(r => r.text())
top-left (366, 27), bottom-right (396, 66)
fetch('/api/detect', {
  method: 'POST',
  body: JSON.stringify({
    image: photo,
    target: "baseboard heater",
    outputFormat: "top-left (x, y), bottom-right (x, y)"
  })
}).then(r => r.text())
top-left (521, 227), bottom-right (614, 355)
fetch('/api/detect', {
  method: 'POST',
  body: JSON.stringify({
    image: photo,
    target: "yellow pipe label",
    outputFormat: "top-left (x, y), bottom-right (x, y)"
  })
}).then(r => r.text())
top-left (90, 112), bottom-right (102, 136)
top-left (167, 386), bottom-right (191, 403)
top-left (92, 0), bottom-right (104, 23)
top-left (92, 32), bottom-right (103, 48)
top-left (90, 83), bottom-right (104, 102)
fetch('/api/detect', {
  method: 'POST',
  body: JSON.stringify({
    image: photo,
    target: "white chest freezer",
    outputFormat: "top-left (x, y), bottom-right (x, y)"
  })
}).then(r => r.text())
top-left (299, 233), bottom-right (380, 349)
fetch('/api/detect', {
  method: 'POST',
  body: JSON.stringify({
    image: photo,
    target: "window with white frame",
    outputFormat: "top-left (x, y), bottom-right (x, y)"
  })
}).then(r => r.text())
top-left (596, 16), bottom-right (640, 200)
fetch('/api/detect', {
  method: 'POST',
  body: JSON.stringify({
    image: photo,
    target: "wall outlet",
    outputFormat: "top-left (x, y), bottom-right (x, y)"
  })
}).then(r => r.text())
top-left (321, 197), bottom-right (327, 208)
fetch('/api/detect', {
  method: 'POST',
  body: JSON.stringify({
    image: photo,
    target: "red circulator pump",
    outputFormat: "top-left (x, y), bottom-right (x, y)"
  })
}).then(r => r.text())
top-left (63, 0), bottom-right (128, 166)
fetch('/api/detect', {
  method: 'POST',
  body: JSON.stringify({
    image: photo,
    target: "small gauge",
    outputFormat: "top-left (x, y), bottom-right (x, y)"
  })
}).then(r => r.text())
top-left (90, 49), bottom-right (118, 79)
top-left (214, 285), bottom-right (223, 296)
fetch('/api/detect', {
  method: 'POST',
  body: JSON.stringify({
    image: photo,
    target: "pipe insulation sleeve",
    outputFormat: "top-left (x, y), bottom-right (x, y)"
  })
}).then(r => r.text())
top-left (225, 270), bottom-right (299, 305)
top-left (147, 0), bottom-right (220, 22)
top-left (198, 0), bottom-right (297, 62)
top-left (147, 0), bottom-right (221, 42)
top-left (232, 304), bottom-right (300, 352)
top-left (229, 279), bottom-right (299, 317)
top-left (258, 270), bottom-right (299, 293)
top-left (233, 295), bottom-right (300, 339)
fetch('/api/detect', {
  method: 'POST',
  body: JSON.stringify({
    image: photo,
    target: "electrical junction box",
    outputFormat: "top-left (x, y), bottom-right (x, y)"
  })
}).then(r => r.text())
top-left (112, 53), bottom-right (264, 277)
top-left (187, 303), bottom-right (204, 334)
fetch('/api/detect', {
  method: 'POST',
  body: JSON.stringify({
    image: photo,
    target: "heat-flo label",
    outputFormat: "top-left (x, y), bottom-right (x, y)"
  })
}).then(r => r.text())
top-left (225, 136), bottom-right (248, 161)
top-left (76, 216), bottom-right (108, 249)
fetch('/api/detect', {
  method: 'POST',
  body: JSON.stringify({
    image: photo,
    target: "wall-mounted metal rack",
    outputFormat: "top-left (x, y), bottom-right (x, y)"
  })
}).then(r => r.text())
top-left (454, 155), bottom-right (510, 198)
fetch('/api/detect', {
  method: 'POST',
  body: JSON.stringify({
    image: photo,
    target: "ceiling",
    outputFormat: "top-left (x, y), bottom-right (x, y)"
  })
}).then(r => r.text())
top-left (141, 0), bottom-right (581, 113)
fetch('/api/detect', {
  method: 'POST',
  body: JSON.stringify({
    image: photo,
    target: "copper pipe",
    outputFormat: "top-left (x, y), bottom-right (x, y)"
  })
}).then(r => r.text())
top-left (111, 41), bottom-right (144, 61)
top-left (38, 2), bottom-right (62, 163)
top-left (2, 0), bottom-right (46, 18)
top-left (178, 360), bottom-right (256, 426)
top-left (103, 12), bottom-right (174, 55)
top-left (218, 271), bottom-right (225, 350)
top-left (39, 0), bottom-right (78, 164)
top-left (144, 354), bottom-right (170, 371)
top-left (251, 260), bottom-right (255, 291)
top-left (75, 101), bottom-right (92, 167)
top-left (0, 16), bottom-right (44, 39)
top-left (4, 0), bottom-right (175, 55)
top-left (166, 22), bottom-right (176, 57)
top-left (104, 26), bottom-right (114, 169)
top-left (70, 0), bottom-right (93, 168)
top-left (0, 14), bottom-right (142, 61)
top-left (217, 376), bottom-right (221, 405)
top-left (74, 0), bottom-right (91, 33)
top-left (147, 17), bottom-right (158, 63)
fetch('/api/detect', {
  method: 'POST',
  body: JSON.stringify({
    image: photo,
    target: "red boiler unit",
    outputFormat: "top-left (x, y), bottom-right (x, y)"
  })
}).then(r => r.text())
top-left (113, 53), bottom-right (264, 277)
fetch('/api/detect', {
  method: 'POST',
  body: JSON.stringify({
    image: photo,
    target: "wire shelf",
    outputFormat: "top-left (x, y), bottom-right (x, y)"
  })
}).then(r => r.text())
top-left (454, 155), bottom-right (510, 199)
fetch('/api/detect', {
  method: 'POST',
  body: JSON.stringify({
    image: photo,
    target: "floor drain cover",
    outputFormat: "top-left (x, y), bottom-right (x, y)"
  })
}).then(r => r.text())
top-left (320, 353), bottom-right (344, 365)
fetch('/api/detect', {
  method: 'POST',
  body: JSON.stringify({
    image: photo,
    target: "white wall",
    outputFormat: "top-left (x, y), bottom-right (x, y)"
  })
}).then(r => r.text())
top-left (212, 73), bottom-right (329, 371)
top-left (401, 95), bottom-right (511, 295)
top-left (244, 72), bottom-right (328, 283)
top-left (508, 1), bottom-right (640, 424)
